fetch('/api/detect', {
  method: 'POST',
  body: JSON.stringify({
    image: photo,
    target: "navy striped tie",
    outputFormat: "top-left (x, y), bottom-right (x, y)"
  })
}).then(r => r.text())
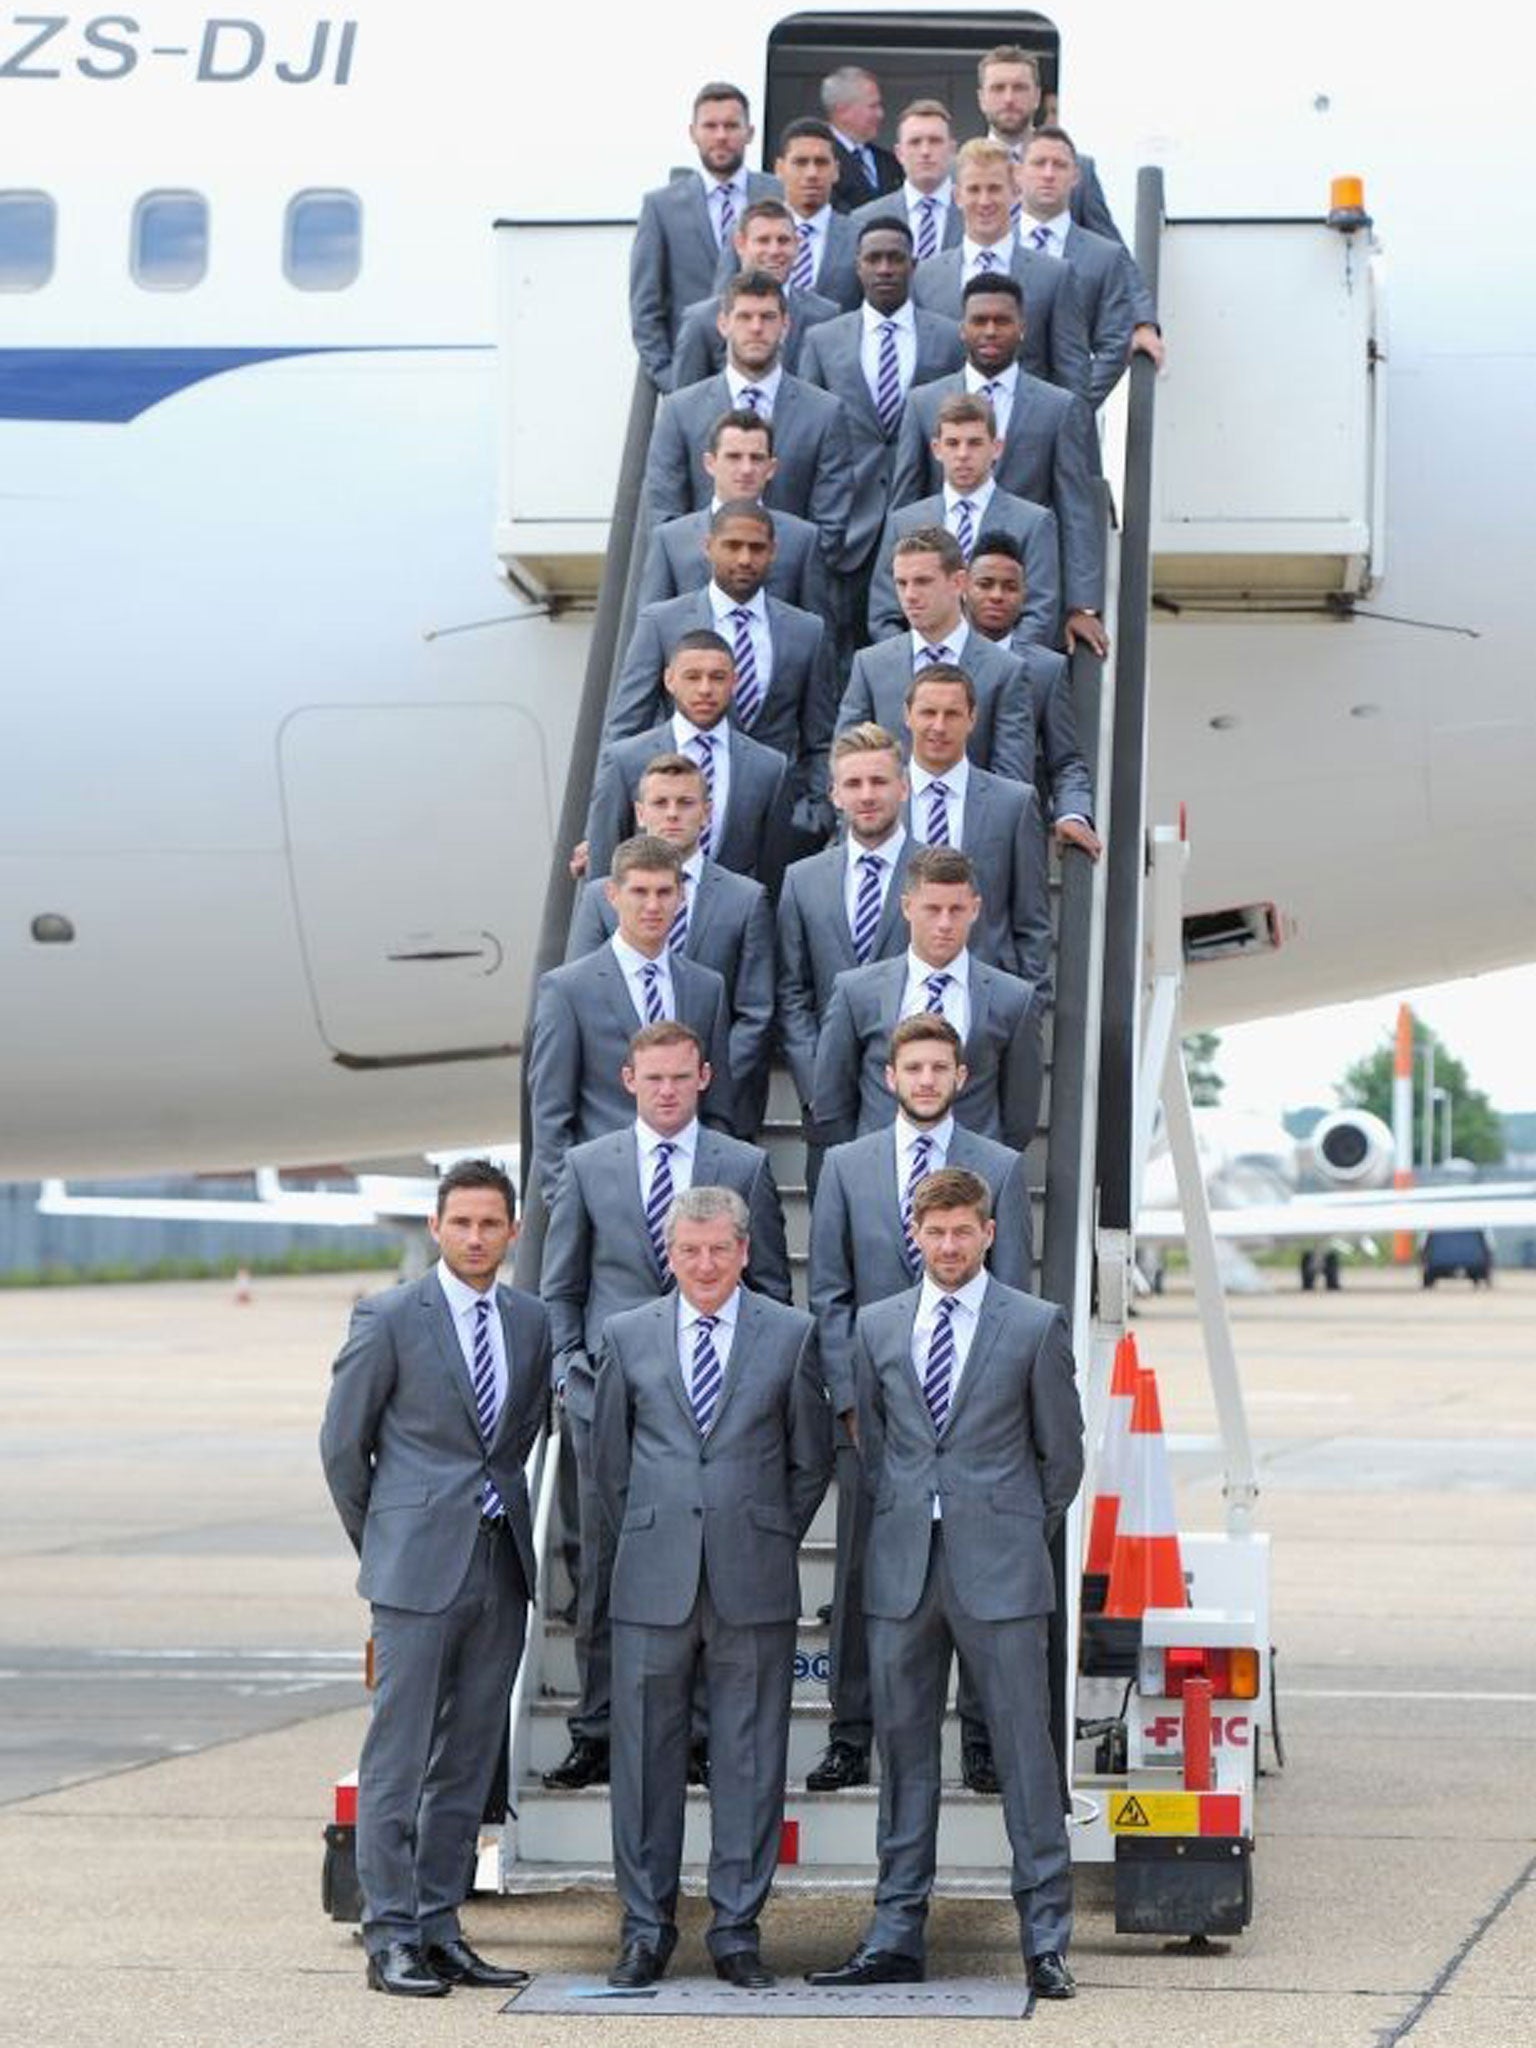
top-left (730, 607), bottom-right (763, 726)
top-left (875, 319), bottom-right (902, 436)
top-left (901, 1133), bottom-right (933, 1273)
top-left (739, 384), bottom-right (765, 414)
top-left (471, 1298), bottom-right (505, 1520)
top-left (717, 183), bottom-right (736, 245)
top-left (851, 850), bottom-right (884, 962)
top-left (975, 246), bottom-right (999, 274)
top-left (668, 872), bottom-right (690, 954)
top-left (924, 970), bottom-right (951, 1015)
top-left (923, 1295), bottom-right (958, 1431)
top-left (952, 497), bottom-right (975, 559)
top-left (915, 194), bottom-right (938, 261)
top-left (640, 960), bottom-right (664, 1024)
top-left (924, 780), bottom-right (951, 846)
top-left (690, 733), bottom-right (715, 855)
top-left (790, 221), bottom-right (815, 293)
top-left (690, 1314), bottom-right (723, 1432)
top-left (1030, 221), bottom-right (1052, 253)
top-left (916, 641), bottom-right (952, 669)
top-left (644, 1140), bottom-right (675, 1278)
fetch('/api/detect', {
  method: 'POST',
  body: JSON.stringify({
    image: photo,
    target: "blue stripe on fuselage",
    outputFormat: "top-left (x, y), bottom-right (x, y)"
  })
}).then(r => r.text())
top-left (0, 346), bottom-right (483, 423)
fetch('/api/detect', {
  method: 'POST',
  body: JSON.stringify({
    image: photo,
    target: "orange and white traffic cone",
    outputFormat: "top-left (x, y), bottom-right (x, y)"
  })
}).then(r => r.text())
top-left (1103, 1366), bottom-right (1187, 1618)
top-left (1082, 1332), bottom-right (1141, 1614)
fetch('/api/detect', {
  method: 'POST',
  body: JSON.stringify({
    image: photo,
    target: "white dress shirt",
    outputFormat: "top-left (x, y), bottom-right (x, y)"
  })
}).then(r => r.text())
top-left (437, 1259), bottom-right (507, 1422)
top-left (942, 475), bottom-right (997, 548)
top-left (909, 616), bottom-right (971, 669)
top-left (672, 847), bottom-right (705, 944)
top-left (909, 754), bottom-right (970, 849)
top-left (910, 1265), bottom-right (989, 1511)
top-left (704, 169), bottom-right (748, 249)
top-left (706, 579), bottom-right (774, 704)
top-left (859, 297), bottom-right (917, 408)
top-left (671, 710), bottom-right (731, 842)
top-left (961, 231), bottom-right (1018, 286)
top-left (793, 203), bottom-right (836, 288)
top-left (1021, 207), bottom-right (1069, 258)
top-left (611, 932), bottom-right (675, 1022)
top-left (842, 821), bottom-right (907, 931)
top-left (899, 945), bottom-right (972, 1039)
top-left (963, 359), bottom-right (1019, 441)
top-left (636, 1115), bottom-right (698, 1203)
top-left (677, 1285), bottom-right (740, 1388)
top-left (725, 360), bottom-right (784, 418)
top-left (893, 1110), bottom-right (956, 1210)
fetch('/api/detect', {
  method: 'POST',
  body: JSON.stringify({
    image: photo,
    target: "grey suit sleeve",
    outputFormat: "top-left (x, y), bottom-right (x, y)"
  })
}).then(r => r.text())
top-left (699, 980), bottom-right (739, 1135)
top-left (1019, 506), bottom-right (1061, 647)
top-left (1041, 661), bottom-right (1095, 824)
top-left (792, 621), bottom-right (840, 832)
top-left (728, 887), bottom-right (776, 1079)
top-left (988, 656), bottom-right (1034, 784)
top-left (670, 302), bottom-right (720, 389)
top-left (987, 1152), bottom-right (1035, 1291)
top-left (1044, 263), bottom-right (1093, 403)
top-left (564, 881), bottom-right (607, 961)
top-left (319, 1294), bottom-right (393, 1554)
top-left (539, 1164), bottom-right (593, 1380)
top-left (889, 400), bottom-right (933, 508)
top-left (796, 325), bottom-right (831, 392)
top-left (866, 510), bottom-right (903, 638)
top-left (807, 1156), bottom-right (859, 1414)
top-left (786, 1325), bottom-right (835, 1538)
top-left (743, 1155), bottom-right (792, 1304)
top-left (509, 1300), bottom-right (553, 1465)
top-left (1053, 395), bottom-right (1107, 614)
top-left (582, 751), bottom-right (635, 883)
top-left (629, 196), bottom-right (675, 387)
top-left (1030, 1307), bottom-right (1086, 1526)
top-left (644, 395), bottom-right (696, 527)
top-left (775, 876), bottom-right (822, 1108)
top-left (633, 526), bottom-right (678, 612)
top-left (526, 976), bottom-right (582, 1209)
top-left (1010, 787), bottom-right (1053, 988)
top-left (810, 980), bottom-right (862, 1147)
top-left (998, 984), bottom-right (1047, 1150)
top-left (589, 1329), bottom-right (632, 1538)
top-left (805, 402), bottom-right (856, 564)
top-left (605, 612), bottom-right (669, 741)
top-left (852, 1313), bottom-right (887, 1489)
top-left (793, 525), bottom-right (835, 622)
top-left (1087, 249), bottom-right (1137, 409)
top-left (833, 650), bottom-right (876, 738)
top-left (1077, 159), bottom-right (1157, 326)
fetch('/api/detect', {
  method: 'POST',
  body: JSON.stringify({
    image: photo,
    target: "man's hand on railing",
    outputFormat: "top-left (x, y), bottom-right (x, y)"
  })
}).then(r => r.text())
top-left (1064, 608), bottom-right (1110, 659)
top-left (568, 839), bottom-right (590, 879)
top-left (1130, 322), bottom-right (1166, 369)
top-left (1055, 818), bottom-right (1103, 861)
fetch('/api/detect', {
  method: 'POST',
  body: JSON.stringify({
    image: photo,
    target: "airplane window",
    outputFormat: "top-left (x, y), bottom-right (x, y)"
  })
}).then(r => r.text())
top-left (284, 189), bottom-right (362, 290)
top-left (132, 190), bottom-right (209, 290)
top-left (0, 190), bottom-right (56, 291)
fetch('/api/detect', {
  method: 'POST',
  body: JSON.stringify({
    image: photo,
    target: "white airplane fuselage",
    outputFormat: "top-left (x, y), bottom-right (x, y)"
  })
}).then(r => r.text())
top-left (6, 2), bottom-right (1534, 1176)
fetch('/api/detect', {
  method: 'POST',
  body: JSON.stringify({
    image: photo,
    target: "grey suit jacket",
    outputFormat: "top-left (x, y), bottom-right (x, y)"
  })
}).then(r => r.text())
top-left (853, 1277), bottom-right (1084, 1620)
top-left (670, 283), bottom-right (840, 386)
top-left (528, 943), bottom-right (735, 1206)
top-left (542, 1124), bottom-right (791, 1398)
top-left (836, 630), bottom-right (1030, 783)
top-left (591, 1291), bottom-right (832, 1626)
top-left (567, 861), bottom-right (774, 1082)
top-left (891, 370), bottom-right (1104, 613)
top-left (906, 766), bottom-right (1051, 984)
top-left (645, 371), bottom-right (855, 561)
top-left (583, 720), bottom-right (789, 883)
top-left (809, 1125), bottom-right (1032, 1413)
top-left (848, 188), bottom-right (964, 252)
top-left (811, 951), bottom-right (1046, 1151)
top-left (797, 305), bottom-right (965, 570)
top-left (605, 587), bottom-right (837, 823)
top-left (997, 634), bottom-right (1095, 825)
top-left (635, 505), bottom-right (831, 619)
top-left (775, 836), bottom-right (912, 1106)
top-left (1054, 222), bottom-right (1136, 407)
top-left (1073, 152), bottom-right (1157, 327)
top-left (320, 1274), bottom-right (549, 1612)
top-left (629, 168), bottom-right (782, 386)
top-left (715, 206), bottom-right (863, 312)
top-left (910, 243), bottom-right (1091, 399)
top-left (868, 486), bottom-right (1060, 645)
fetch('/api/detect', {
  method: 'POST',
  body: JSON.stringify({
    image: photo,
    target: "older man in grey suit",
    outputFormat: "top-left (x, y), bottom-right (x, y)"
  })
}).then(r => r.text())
top-left (593, 1185), bottom-right (832, 1989)
top-left (811, 847), bottom-right (1047, 1153)
top-left (630, 82), bottom-right (780, 389)
top-left (541, 1025), bottom-right (790, 1792)
top-left (808, 1165), bottom-right (1083, 1997)
top-left (320, 1159), bottom-right (548, 1997)
top-left (836, 528), bottom-right (1031, 783)
top-left (805, 1017), bottom-right (1033, 1794)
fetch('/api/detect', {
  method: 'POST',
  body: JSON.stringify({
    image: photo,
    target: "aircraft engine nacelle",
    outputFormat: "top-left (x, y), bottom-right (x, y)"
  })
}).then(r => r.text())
top-left (1306, 1109), bottom-right (1397, 1190)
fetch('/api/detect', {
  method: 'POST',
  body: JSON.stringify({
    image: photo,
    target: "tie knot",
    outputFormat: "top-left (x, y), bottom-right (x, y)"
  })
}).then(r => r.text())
top-left (654, 1139), bottom-right (674, 1160)
top-left (913, 1133), bottom-right (932, 1162)
top-left (859, 850), bottom-right (883, 873)
top-left (797, 220), bottom-right (813, 241)
top-left (642, 960), bottom-right (660, 982)
top-left (955, 498), bottom-right (973, 515)
top-left (982, 379), bottom-right (1002, 400)
top-left (732, 606), bottom-right (753, 627)
top-left (880, 318), bottom-right (898, 336)
top-left (741, 385), bottom-right (762, 409)
top-left (920, 194), bottom-right (936, 212)
top-left (926, 971), bottom-right (951, 996)
top-left (977, 247), bottom-right (997, 271)
top-left (921, 643), bottom-right (951, 665)
top-left (474, 1296), bottom-right (491, 1322)
top-left (928, 779), bottom-right (950, 799)
top-left (936, 1293), bottom-right (958, 1320)
top-left (694, 1313), bottom-right (719, 1337)
top-left (692, 731), bottom-right (714, 756)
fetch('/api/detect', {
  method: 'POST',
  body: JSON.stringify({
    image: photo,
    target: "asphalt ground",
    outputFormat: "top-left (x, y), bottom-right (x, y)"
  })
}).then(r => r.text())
top-left (1, 1267), bottom-right (1532, 2047)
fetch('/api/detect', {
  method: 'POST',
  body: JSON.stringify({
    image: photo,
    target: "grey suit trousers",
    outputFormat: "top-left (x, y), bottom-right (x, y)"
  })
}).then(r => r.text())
top-left (865, 1524), bottom-right (1071, 1962)
top-left (357, 1524), bottom-right (528, 1956)
top-left (612, 1582), bottom-right (795, 1957)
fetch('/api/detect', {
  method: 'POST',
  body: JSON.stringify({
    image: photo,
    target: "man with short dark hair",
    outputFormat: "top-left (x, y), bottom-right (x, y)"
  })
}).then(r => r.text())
top-left (715, 117), bottom-right (861, 310)
top-left (1016, 126), bottom-right (1136, 407)
top-left (822, 65), bottom-right (902, 212)
top-left (671, 198), bottom-right (842, 386)
top-left (849, 99), bottom-right (962, 256)
top-left (320, 1160), bottom-right (549, 1997)
top-left (630, 82), bottom-right (782, 390)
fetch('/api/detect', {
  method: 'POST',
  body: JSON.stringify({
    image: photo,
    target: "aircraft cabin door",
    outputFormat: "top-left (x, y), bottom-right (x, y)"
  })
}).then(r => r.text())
top-left (278, 702), bottom-right (552, 1067)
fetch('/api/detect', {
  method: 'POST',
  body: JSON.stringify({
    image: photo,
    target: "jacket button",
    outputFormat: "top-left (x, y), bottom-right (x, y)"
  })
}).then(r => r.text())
top-left (691, 1506), bottom-right (703, 1517)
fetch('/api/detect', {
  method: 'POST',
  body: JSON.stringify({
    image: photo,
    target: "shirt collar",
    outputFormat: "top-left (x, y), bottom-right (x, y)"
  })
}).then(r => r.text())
top-left (907, 945), bottom-right (971, 991)
top-left (830, 127), bottom-right (860, 154)
top-left (708, 580), bottom-right (765, 625)
top-left (910, 755), bottom-right (970, 800)
top-left (943, 476), bottom-right (995, 517)
top-left (671, 709), bottom-right (725, 750)
top-left (611, 932), bottom-right (668, 979)
top-left (681, 1286), bottom-right (740, 1334)
top-left (906, 177), bottom-right (952, 211)
top-left (963, 230), bottom-right (1016, 265)
top-left (896, 1109), bottom-right (955, 1155)
top-left (862, 297), bottom-right (915, 335)
top-left (965, 361), bottom-right (1017, 400)
top-left (638, 1115), bottom-right (698, 1162)
top-left (1024, 205), bottom-right (1070, 240)
top-left (705, 167), bottom-right (746, 199)
top-left (680, 848), bottom-right (705, 884)
top-left (725, 360), bottom-right (783, 406)
top-left (910, 618), bottom-right (969, 662)
top-left (795, 202), bottom-right (835, 235)
top-left (917, 1265), bottom-right (989, 1319)
top-left (436, 1257), bottom-right (496, 1318)
top-left (846, 820), bottom-right (907, 870)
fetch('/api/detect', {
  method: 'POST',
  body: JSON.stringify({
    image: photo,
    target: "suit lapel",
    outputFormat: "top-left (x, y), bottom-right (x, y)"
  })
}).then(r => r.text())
top-left (897, 1295), bottom-right (939, 1443)
top-left (420, 1275), bottom-right (484, 1437)
top-left (680, 176), bottom-right (716, 275)
top-left (873, 836), bottom-right (912, 952)
top-left (491, 1285), bottom-right (526, 1447)
top-left (837, 321), bottom-right (881, 430)
top-left (664, 1295), bottom-right (704, 1432)
top-left (597, 944), bottom-right (644, 1035)
top-left (965, 958), bottom-right (993, 1053)
top-left (687, 863), bottom-right (721, 952)
top-left (708, 1289), bottom-right (757, 1435)
top-left (942, 1280), bottom-right (1004, 1435)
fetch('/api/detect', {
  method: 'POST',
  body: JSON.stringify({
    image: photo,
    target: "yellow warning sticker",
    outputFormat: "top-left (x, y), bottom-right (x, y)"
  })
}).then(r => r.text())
top-left (1109, 1791), bottom-right (1200, 1835)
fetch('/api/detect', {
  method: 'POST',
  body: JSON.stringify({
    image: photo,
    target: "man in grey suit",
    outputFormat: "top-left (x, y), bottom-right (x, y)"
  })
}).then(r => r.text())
top-left (540, 1024), bottom-right (790, 1791)
top-left (836, 527), bottom-right (1031, 781)
top-left (968, 531), bottom-right (1101, 858)
top-left (910, 136), bottom-right (1090, 400)
top-left (805, 1017), bottom-right (1033, 1794)
top-left (320, 1159), bottom-right (548, 1997)
top-left (581, 631), bottom-right (789, 885)
top-left (890, 278), bottom-right (1107, 655)
top-left (1017, 128), bottom-right (1137, 409)
top-left (715, 118), bottom-right (862, 312)
top-left (671, 199), bottom-right (842, 386)
top-left (593, 1186), bottom-right (832, 1988)
top-left (635, 408), bottom-right (832, 617)
top-left (629, 81), bottom-right (780, 390)
top-left (798, 216), bottom-right (964, 651)
top-left (807, 1166), bottom-right (1083, 1997)
top-left (868, 390), bottom-right (1059, 644)
top-left (849, 98), bottom-right (963, 257)
top-left (528, 835), bottom-right (735, 1207)
top-left (604, 504), bottom-right (838, 840)
top-left (644, 270), bottom-right (855, 563)
top-left (811, 847), bottom-right (1047, 1152)
top-left (902, 663), bottom-right (1051, 984)
top-left (776, 725), bottom-right (911, 1116)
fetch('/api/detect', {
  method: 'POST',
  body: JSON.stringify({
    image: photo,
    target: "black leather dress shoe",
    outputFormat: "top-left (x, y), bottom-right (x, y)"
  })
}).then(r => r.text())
top-left (424, 1937), bottom-right (530, 1987)
top-left (366, 1941), bottom-right (451, 1997)
top-left (608, 1938), bottom-right (669, 1989)
top-left (805, 1739), bottom-right (870, 1791)
top-left (805, 1947), bottom-right (924, 1986)
top-left (961, 1737), bottom-right (1001, 1794)
top-left (1027, 1951), bottom-right (1077, 1999)
top-left (715, 1949), bottom-right (775, 1988)
top-left (542, 1736), bottom-right (610, 1789)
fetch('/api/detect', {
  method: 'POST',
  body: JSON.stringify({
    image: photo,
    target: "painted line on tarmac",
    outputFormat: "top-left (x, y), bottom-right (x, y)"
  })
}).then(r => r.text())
top-left (1287, 1687), bottom-right (1536, 1704)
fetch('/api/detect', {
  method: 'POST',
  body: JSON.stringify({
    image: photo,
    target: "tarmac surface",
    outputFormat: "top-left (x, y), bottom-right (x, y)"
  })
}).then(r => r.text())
top-left (1, 1266), bottom-right (1533, 2047)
